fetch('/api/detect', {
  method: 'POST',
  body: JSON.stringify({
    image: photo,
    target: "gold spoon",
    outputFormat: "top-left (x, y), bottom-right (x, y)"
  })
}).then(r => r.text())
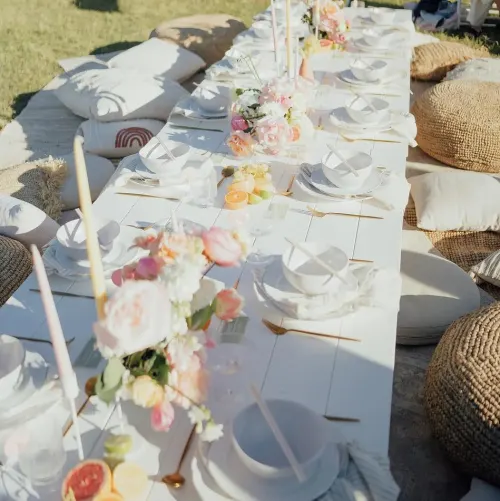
top-left (217, 166), bottom-right (235, 188)
top-left (162, 425), bottom-right (196, 488)
top-left (307, 206), bottom-right (383, 220)
top-left (262, 319), bottom-right (360, 342)
top-left (280, 174), bottom-right (295, 197)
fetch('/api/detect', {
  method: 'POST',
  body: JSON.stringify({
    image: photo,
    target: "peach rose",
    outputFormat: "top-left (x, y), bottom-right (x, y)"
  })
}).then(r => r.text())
top-left (167, 353), bottom-right (208, 408)
top-left (227, 131), bottom-right (253, 157)
top-left (131, 375), bottom-right (164, 408)
top-left (202, 227), bottom-right (243, 267)
top-left (214, 289), bottom-right (244, 321)
top-left (151, 399), bottom-right (175, 431)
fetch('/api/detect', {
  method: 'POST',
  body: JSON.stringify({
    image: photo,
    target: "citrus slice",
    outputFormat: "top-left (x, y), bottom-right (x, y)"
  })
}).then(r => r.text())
top-left (112, 462), bottom-right (148, 501)
top-left (225, 190), bottom-right (248, 210)
top-left (104, 434), bottom-right (133, 456)
top-left (248, 193), bottom-right (263, 205)
top-left (62, 460), bottom-right (111, 501)
top-left (94, 493), bottom-right (124, 501)
top-left (228, 175), bottom-right (255, 193)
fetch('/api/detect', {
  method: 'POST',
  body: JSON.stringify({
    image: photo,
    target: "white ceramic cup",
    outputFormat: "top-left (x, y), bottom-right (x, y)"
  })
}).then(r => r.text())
top-left (350, 59), bottom-right (389, 82)
top-left (321, 149), bottom-right (373, 190)
top-left (139, 139), bottom-right (191, 176)
top-left (194, 82), bottom-right (229, 113)
top-left (0, 335), bottom-right (25, 398)
top-left (282, 242), bottom-right (349, 296)
top-left (362, 28), bottom-right (397, 48)
top-left (345, 96), bottom-right (390, 124)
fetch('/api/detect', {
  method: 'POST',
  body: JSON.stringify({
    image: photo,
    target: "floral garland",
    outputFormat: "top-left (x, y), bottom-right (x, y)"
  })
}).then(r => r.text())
top-left (227, 77), bottom-right (315, 157)
top-left (89, 226), bottom-right (249, 442)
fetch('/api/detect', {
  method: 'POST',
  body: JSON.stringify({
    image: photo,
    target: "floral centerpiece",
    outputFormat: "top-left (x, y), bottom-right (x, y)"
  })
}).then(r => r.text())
top-left (88, 226), bottom-right (249, 442)
top-left (302, 0), bottom-right (350, 52)
top-left (228, 77), bottom-right (315, 157)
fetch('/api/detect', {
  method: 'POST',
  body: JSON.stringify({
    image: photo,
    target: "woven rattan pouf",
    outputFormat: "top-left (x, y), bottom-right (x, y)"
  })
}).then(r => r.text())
top-left (0, 236), bottom-right (32, 307)
top-left (412, 81), bottom-right (500, 173)
top-left (424, 302), bottom-right (500, 485)
top-left (411, 41), bottom-right (489, 82)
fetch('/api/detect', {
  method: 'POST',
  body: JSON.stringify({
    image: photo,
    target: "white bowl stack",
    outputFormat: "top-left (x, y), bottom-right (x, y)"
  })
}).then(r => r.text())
top-left (321, 150), bottom-right (374, 190)
top-left (0, 336), bottom-right (25, 398)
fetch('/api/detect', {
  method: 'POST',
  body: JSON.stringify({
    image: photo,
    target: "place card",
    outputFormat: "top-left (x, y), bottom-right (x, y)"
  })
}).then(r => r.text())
top-left (74, 338), bottom-right (102, 368)
top-left (265, 201), bottom-right (289, 221)
top-left (220, 315), bottom-right (249, 344)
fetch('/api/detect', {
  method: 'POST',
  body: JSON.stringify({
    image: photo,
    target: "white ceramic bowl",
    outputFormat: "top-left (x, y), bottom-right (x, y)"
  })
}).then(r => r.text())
top-left (321, 149), bottom-right (373, 190)
top-left (56, 218), bottom-right (121, 261)
top-left (194, 82), bottom-right (229, 113)
top-left (362, 28), bottom-right (397, 48)
top-left (0, 335), bottom-right (25, 397)
top-left (369, 7), bottom-right (396, 24)
top-left (350, 59), bottom-right (389, 82)
top-left (139, 139), bottom-right (191, 175)
top-left (253, 20), bottom-right (273, 38)
top-left (231, 399), bottom-right (329, 479)
top-left (345, 96), bottom-right (390, 124)
top-left (282, 242), bottom-right (349, 296)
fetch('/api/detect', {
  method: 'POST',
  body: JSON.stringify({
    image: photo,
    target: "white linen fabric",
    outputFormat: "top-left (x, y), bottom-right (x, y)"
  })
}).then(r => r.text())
top-left (55, 68), bottom-right (189, 122)
top-left (409, 171), bottom-right (500, 231)
top-left (0, 195), bottom-right (59, 247)
top-left (470, 249), bottom-right (500, 287)
top-left (78, 119), bottom-right (165, 158)
top-left (444, 58), bottom-right (500, 83)
top-left (107, 38), bottom-right (206, 83)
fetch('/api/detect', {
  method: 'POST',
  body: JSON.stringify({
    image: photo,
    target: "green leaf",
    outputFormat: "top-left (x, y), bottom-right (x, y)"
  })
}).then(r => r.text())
top-left (149, 354), bottom-right (170, 386)
top-left (95, 358), bottom-right (126, 405)
top-left (190, 304), bottom-right (214, 331)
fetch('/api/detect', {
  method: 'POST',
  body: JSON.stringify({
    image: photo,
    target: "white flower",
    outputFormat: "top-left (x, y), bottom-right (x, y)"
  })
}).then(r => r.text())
top-left (237, 90), bottom-right (260, 109)
top-left (260, 101), bottom-right (287, 118)
top-left (201, 421), bottom-right (224, 442)
top-left (159, 255), bottom-right (206, 303)
top-left (188, 405), bottom-right (211, 432)
top-left (290, 92), bottom-right (308, 114)
top-left (168, 334), bottom-right (203, 371)
top-left (190, 277), bottom-right (224, 312)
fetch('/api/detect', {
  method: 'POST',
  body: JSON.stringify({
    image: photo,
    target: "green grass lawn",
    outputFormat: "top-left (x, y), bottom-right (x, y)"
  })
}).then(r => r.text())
top-left (0, 0), bottom-right (498, 129)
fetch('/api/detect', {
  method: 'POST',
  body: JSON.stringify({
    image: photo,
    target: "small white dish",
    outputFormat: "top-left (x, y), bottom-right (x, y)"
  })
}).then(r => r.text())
top-left (193, 82), bottom-right (230, 114)
top-left (329, 106), bottom-right (393, 133)
top-left (231, 400), bottom-right (329, 480)
top-left (139, 138), bottom-right (191, 175)
top-left (186, 98), bottom-right (228, 119)
top-left (282, 242), bottom-right (349, 296)
top-left (362, 28), bottom-right (397, 48)
top-left (338, 68), bottom-right (404, 87)
top-left (322, 149), bottom-right (373, 190)
top-left (0, 336), bottom-right (25, 398)
top-left (350, 59), bottom-right (389, 82)
top-left (369, 7), bottom-right (396, 24)
top-left (201, 422), bottom-right (340, 501)
top-left (353, 37), bottom-right (406, 54)
top-left (56, 218), bottom-right (121, 261)
top-left (345, 96), bottom-right (390, 124)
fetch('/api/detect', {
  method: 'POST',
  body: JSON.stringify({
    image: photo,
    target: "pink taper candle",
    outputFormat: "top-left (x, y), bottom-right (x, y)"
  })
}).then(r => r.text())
top-left (31, 245), bottom-right (79, 400)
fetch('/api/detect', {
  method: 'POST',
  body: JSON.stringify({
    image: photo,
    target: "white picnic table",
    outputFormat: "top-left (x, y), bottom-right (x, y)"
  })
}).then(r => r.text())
top-left (0, 7), bottom-right (413, 500)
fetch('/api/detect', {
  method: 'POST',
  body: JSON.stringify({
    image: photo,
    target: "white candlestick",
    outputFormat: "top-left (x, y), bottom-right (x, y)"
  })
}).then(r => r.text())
top-left (285, 0), bottom-right (292, 78)
top-left (295, 37), bottom-right (300, 79)
top-left (271, 0), bottom-right (281, 76)
top-left (315, 0), bottom-right (320, 38)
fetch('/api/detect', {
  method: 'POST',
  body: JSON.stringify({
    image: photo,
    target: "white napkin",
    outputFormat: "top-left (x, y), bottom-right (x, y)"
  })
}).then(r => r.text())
top-left (254, 262), bottom-right (402, 320)
top-left (366, 171), bottom-right (411, 212)
top-left (316, 442), bottom-right (400, 501)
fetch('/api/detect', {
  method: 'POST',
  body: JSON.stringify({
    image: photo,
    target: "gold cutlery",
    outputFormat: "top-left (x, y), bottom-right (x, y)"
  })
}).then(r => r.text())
top-left (349, 258), bottom-right (373, 263)
top-left (30, 288), bottom-right (94, 300)
top-left (340, 133), bottom-right (398, 144)
top-left (217, 166), bottom-right (235, 188)
top-left (307, 206), bottom-right (383, 220)
top-left (262, 319), bottom-right (360, 342)
top-left (13, 334), bottom-right (75, 346)
top-left (324, 415), bottom-right (360, 423)
top-left (169, 124), bottom-right (224, 133)
top-left (162, 425), bottom-right (196, 488)
top-left (280, 174), bottom-right (296, 197)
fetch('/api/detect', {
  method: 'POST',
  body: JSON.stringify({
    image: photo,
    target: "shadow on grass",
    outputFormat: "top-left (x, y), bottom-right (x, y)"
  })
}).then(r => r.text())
top-left (90, 41), bottom-right (142, 55)
top-left (73, 0), bottom-right (118, 12)
top-left (11, 91), bottom-right (37, 120)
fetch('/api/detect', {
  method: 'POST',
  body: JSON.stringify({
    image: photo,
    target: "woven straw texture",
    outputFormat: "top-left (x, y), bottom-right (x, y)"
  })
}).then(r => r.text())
top-left (411, 42), bottom-right (489, 82)
top-left (405, 206), bottom-right (500, 300)
top-left (424, 301), bottom-right (500, 486)
top-left (412, 81), bottom-right (500, 173)
top-left (150, 15), bottom-right (246, 67)
top-left (0, 156), bottom-right (67, 220)
top-left (0, 236), bottom-right (32, 307)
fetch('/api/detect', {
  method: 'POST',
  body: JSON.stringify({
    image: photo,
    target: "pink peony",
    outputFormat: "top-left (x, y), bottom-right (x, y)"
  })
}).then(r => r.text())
top-left (167, 353), bottom-right (208, 408)
top-left (135, 256), bottom-right (162, 280)
top-left (214, 289), bottom-right (244, 321)
top-left (255, 116), bottom-right (290, 150)
top-left (151, 399), bottom-right (175, 432)
top-left (231, 115), bottom-right (249, 132)
top-left (227, 131), bottom-right (254, 157)
top-left (202, 227), bottom-right (242, 267)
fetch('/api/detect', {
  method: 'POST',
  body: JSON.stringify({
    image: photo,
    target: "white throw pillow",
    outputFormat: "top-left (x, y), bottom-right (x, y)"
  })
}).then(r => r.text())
top-left (470, 249), bottom-right (500, 287)
top-left (55, 68), bottom-right (189, 121)
top-left (107, 38), bottom-right (205, 83)
top-left (78, 119), bottom-right (165, 158)
top-left (410, 171), bottom-right (500, 231)
top-left (0, 195), bottom-right (59, 247)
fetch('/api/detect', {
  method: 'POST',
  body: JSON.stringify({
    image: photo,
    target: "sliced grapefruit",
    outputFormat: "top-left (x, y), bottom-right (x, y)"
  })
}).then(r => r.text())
top-left (62, 460), bottom-right (112, 501)
top-left (112, 462), bottom-right (148, 500)
top-left (224, 190), bottom-right (248, 210)
top-left (94, 493), bottom-right (123, 501)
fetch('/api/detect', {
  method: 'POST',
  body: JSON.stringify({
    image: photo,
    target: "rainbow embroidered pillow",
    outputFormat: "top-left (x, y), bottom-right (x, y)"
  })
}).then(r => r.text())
top-left (78, 119), bottom-right (165, 158)
top-left (55, 68), bottom-right (189, 122)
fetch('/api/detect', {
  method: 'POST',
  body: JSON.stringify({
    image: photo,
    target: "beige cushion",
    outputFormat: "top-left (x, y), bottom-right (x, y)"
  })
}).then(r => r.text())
top-left (411, 41), bottom-right (489, 82)
top-left (0, 195), bottom-right (59, 248)
top-left (150, 15), bottom-right (246, 67)
top-left (0, 236), bottom-right (32, 307)
top-left (58, 153), bottom-right (115, 210)
top-left (444, 58), bottom-right (500, 84)
top-left (412, 80), bottom-right (500, 173)
top-left (470, 249), bottom-right (500, 288)
top-left (397, 226), bottom-right (480, 345)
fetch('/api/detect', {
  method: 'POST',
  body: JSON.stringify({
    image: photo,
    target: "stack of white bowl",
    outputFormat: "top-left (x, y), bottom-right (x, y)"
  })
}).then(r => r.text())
top-left (0, 335), bottom-right (26, 402)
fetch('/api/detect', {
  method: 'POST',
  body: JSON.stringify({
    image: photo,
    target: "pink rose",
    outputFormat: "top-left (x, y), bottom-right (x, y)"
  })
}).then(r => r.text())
top-left (111, 265), bottom-right (137, 286)
top-left (135, 257), bottom-right (162, 280)
top-left (151, 399), bottom-right (175, 432)
top-left (231, 115), bottom-right (249, 132)
top-left (202, 227), bottom-right (242, 267)
top-left (227, 131), bottom-right (253, 157)
top-left (214, 289), bottom-right (244, 321)
top-left (255, 116), bottom-right (289, 150)
top-left (166, 353), bottom-right (208, 408)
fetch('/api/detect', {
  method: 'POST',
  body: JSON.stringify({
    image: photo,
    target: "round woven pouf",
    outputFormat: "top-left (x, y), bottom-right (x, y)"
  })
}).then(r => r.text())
top-left (412, 81), bottom-right (500, 173)
top-left (0, 236), bottom-right (32, 307)
top-left (424, 302), bottom-right (500, 486)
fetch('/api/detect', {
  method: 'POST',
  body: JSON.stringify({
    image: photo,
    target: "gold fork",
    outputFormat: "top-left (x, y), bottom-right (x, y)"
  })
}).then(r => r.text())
top-left (262, 319), bottom-right (360, 342)
top-left (307, 206), bottom-right (383, 220)
top-left (280, 174), bottom-right (296, 197)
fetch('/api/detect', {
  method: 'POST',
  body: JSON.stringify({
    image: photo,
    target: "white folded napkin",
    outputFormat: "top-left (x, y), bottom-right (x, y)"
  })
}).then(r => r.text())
top-left (168, 100), bottom-right (228, 132)
top-left (254, 262), bottom-right (402, 320)
top-left (367, 170), bottom-right (411, 211)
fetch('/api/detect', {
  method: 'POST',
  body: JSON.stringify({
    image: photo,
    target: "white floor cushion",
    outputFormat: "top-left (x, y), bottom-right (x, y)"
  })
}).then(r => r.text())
top-left (58, 153), bottom-right (115, 210)
top-left (397, 225), bottom-right (480, 345)
top-left (0, 195), bottom-right (59, 247)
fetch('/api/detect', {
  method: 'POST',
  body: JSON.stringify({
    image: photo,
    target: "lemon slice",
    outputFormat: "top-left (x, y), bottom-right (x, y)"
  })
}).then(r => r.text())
top-left (104, 434), bottom-right (133, 456)
top-left (112, 462), bottom-right (148, 500)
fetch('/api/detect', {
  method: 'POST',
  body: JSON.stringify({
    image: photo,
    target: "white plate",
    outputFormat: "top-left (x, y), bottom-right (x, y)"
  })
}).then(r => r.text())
top-left (200, 426), bottom-right (340, 501)
top-left (329, 107), bottom-right (392, 132)
top-left (184, 97), bottom-right (228, 119)
top-left (337, 68), bottom-right (405, 87)
top-left (134, 155), bottom-right (213, 181)
top-left (353, 37), bottom-right (407, 54)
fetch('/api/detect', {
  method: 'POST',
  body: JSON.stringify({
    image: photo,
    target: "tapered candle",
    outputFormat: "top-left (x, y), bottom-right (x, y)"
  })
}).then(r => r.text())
top-left (315, 0), bottom-right (320, 38)
top-left (73, 138), bottom-right (107, 320)
top-left (294, 37), bottom-right (300, 78)
top-left (285, 0), bottom-right (292, 78)
top-left (270, 0), bottom-right (280, 75)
